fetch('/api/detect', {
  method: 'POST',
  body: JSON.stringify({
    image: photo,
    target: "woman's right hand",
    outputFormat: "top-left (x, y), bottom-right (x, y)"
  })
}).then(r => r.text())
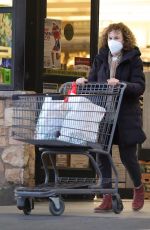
top-left (76, 77), bottom-right (88, 85)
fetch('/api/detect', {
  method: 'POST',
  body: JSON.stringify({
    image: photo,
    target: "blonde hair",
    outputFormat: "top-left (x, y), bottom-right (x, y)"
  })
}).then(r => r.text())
top-left (100, 22), bottom-right (136, 50)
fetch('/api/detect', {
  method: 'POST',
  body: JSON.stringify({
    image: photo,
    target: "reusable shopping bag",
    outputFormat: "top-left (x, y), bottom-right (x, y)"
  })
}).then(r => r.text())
top-left (35, 96), bottom-right (67, 140)
top-left (35, 82), bottom-right (77, 140)
top-left (59, 93), bottom-right (106, 145)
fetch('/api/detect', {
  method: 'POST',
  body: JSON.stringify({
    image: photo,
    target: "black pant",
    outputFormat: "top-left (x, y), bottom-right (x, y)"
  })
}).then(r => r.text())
top-left (98, 144), bottom-right (142, 188)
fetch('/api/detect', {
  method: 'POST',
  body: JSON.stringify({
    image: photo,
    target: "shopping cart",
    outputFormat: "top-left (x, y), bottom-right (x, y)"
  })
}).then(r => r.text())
top-left (12, 82), bottom-right (126, 215)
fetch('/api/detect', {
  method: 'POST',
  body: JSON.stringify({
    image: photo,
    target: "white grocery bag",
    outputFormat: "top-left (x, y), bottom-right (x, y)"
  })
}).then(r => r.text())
top-left (35, 97), bottom-right (67, 140)
top-left (59, 96), bottom-right (106, 145)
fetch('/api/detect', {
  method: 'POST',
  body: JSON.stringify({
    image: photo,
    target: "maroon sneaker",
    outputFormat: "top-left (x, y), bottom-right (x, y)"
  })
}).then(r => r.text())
top-left (132, 184), bottom-right (144, 211)
top-left (94, 194), bottom-right (112, 213)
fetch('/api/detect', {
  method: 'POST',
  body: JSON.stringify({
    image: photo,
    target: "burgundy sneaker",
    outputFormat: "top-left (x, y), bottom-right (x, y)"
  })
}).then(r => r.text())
top-left (132, 184), bottom-right (144, 211)
top-left (94, 194), bottom-right (112, 213)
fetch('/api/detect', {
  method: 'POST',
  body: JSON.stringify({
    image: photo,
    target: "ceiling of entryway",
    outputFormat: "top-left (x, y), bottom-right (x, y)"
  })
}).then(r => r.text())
top-left (46, 0), bottom-right (150, 21)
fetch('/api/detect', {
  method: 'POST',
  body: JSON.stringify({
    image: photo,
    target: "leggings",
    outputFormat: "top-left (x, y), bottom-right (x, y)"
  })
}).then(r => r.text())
top-left (98, 144), bottom-right (142, 188)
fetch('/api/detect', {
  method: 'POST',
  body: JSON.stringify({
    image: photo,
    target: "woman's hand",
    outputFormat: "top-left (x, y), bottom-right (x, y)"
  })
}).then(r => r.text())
top-left (107, 78), bottom-right (120, 86)
top-left (76, 77), bottom-right (88, 85)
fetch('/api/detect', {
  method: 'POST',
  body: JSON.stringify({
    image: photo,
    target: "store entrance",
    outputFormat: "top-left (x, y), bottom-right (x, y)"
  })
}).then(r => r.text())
top-left (42, 0), bottom-right (99, 91)
top-left (35, 2), bottom-right (100, 199)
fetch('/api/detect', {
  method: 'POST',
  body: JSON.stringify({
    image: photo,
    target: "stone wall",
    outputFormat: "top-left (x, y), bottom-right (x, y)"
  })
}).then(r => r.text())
top-left (0, 91), bottom-right (35, 204)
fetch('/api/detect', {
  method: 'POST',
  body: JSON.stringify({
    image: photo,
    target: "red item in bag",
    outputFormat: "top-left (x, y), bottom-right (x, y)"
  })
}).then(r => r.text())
top-left (64, 82), bottom-right (77, 102)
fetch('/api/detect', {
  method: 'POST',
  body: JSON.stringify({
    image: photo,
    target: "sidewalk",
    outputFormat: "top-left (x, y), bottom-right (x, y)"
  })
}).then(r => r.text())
top-left (0, 199), bottom-right (150, 230)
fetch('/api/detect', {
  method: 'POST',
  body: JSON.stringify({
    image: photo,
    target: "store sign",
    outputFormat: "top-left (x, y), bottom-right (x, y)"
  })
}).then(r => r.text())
top-left (74, 57), bottom-right (91, 77)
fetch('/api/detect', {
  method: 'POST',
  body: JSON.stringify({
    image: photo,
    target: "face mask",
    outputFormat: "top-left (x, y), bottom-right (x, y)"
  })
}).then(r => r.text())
top-left (108, 40), bottom-right (123, 55)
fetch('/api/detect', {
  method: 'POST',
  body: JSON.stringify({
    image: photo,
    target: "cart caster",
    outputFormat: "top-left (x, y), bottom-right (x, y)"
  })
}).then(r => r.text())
top-left (23, 198), bottom-right (34, 215)
top-left (112, 194), bottom-right (123, 214)
top-left (16, 197), bottom-right (34, 215)
top-left (49, 197), bottom-right (65, 216)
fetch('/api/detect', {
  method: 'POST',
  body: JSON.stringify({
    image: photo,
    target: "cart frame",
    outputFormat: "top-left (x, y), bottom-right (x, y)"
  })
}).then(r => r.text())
top-left (12, 82), bottom-right (126, 215)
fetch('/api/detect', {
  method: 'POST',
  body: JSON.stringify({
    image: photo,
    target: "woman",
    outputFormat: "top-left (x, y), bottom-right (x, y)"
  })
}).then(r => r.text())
top-left (76, 22), bottom-right (146, 212)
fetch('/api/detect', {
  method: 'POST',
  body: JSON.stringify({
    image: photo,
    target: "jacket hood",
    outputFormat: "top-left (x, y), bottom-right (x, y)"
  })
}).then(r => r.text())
top-left (122, 46), bottom-right (141, 61)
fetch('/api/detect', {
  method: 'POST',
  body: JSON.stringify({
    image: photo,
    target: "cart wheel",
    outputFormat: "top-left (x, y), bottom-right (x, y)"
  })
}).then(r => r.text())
top-left (112, 194), bottom-right (123, 214)
top-left (49, 198), bottom-right (65, 216)
top-left (23, 198), bottom-right (32, 215)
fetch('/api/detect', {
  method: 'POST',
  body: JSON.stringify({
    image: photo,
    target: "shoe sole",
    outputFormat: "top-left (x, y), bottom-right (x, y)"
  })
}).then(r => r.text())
top-left (94, 209), bottom-right (113, 213)
top-left (132, 203), bottom-right (144, 211)
top-left (132, 206), bottom-right (144, 211)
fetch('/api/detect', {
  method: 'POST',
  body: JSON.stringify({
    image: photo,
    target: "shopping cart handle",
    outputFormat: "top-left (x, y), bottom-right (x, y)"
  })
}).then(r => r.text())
top-left (59, 81), bottom-right (127, 95)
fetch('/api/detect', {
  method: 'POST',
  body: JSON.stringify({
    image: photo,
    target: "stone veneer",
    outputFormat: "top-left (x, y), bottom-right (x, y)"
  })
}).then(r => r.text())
top-left (0, 91), bottom-right (35, 204)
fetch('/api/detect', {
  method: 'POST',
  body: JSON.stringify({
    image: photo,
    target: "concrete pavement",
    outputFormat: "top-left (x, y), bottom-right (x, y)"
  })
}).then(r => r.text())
top-left (0, 199), bottom-right (150, 230)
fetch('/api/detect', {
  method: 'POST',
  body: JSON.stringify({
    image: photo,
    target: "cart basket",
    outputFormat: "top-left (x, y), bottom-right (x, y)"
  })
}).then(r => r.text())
top-left (12, 82), bottom-right (126, 154)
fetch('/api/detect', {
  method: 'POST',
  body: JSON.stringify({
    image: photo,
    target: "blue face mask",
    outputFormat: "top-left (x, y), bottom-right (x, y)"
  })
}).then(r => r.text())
top-left (108, 40), bottom-right (123, 55)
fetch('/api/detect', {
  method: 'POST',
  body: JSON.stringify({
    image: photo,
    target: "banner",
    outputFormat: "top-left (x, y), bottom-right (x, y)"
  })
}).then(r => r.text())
top-left (44, 19), bottom-right (61, 69)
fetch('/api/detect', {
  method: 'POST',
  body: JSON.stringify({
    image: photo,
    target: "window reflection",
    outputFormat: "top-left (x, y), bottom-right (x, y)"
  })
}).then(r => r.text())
top-left (0, 0), bottom-right (12, 7)
top-left (45, 0), bottom-right (91, 77)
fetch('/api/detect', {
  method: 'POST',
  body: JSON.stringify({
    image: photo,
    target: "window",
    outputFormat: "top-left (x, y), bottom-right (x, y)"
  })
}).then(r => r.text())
top-left (0, 0), bottom-right (12, 7)
top-left (44, 0), bottom-right (91, 80)
top-left (0, 10), bottom-right (12, 85)
top-left (99, 0), bottom-right (150, 70)
top-left (0, 1), bottom-right (13, 88)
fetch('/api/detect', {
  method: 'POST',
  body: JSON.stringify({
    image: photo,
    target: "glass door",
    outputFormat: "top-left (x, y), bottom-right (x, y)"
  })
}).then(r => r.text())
top-left (43, 0), bottom-right (91, 89)
top-left (99, 0), bottom-right (150, 71)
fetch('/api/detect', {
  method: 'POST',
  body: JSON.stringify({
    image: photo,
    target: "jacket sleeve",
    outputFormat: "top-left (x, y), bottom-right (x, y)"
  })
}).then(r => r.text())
top-left (124, 56), bottom-right (145, 97)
